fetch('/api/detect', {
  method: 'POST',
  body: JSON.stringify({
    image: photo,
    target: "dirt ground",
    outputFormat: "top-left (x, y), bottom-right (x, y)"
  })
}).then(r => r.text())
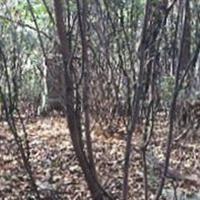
top-left (0, 114), bottom-right (200, 199)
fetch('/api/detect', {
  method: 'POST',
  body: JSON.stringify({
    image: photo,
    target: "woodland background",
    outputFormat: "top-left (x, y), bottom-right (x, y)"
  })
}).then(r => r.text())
top-left (0, 0), bottom-right (200, 199)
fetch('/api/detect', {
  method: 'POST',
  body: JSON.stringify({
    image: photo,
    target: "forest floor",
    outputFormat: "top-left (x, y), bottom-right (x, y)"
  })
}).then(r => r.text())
top-left (0, 114), bottom-right (200, 200)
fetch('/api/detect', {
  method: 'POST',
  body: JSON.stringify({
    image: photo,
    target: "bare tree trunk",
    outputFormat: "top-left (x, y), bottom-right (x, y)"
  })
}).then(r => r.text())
top-left (0, 48), bottom-right (41, 200)
top-left (123, 0), bottom-right (171, 199)
top-left (76, 0), bottom-right (97, 179)
top-left (53, 1), bottom-right (113, 199)
top-left (154, 1), bottom-right (192, 199)
top-left (180, 0), bottom-right (192, 95)
top-left (122, 1), bottom-right (151, 199)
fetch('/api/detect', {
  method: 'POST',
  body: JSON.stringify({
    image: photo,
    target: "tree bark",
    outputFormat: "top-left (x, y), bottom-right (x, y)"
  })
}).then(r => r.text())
top-left (53, 1), bottom-right (112, 199)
